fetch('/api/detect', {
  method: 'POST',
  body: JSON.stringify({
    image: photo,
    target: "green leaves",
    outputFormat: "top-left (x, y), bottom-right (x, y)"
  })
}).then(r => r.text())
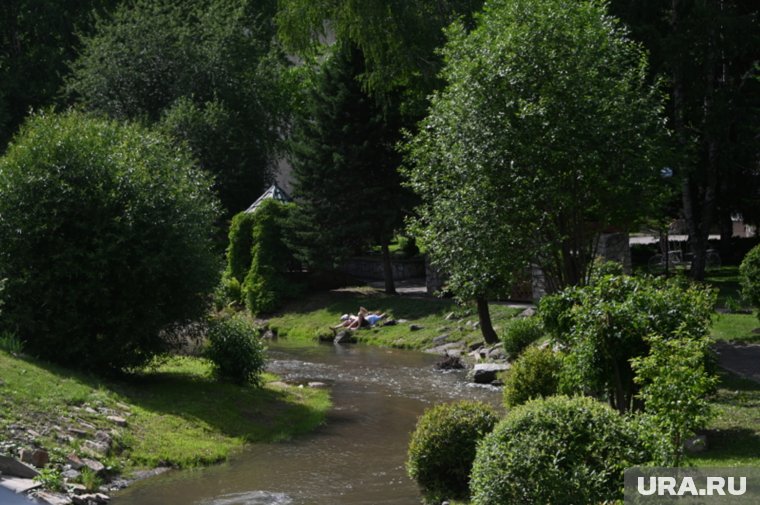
top-left (404, 0), bottom-right (671, 298)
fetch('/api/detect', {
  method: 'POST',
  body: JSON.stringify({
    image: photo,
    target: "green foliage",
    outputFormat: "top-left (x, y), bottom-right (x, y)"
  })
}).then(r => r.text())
top-left (276, 0), bottom-right (484, 114)
top-left (740, 244), bottom-right (760, 321)
top-left (205, 315), bottom-right (265, 386)
top-left (396, 235), bottom-right (420, 258)
top-left (403, 0), bottom-right (670, 299)
top-left (0, 1), bottom-right (116, 146)
top-left (470, 395), bottom-right (647, 505)
top-left (501, 317), bottom-right (544, 358)
top-left (34, 468), bottom-right (64, 492)
top-left (406, 401), bottom-right (498, 504)
top-left (0, 331), bottom-right (23, 355)
top-left (77, 467), bottom-right (103, 492)
top-left (287, 43), bottom-right (407, 270)
top-left (0, 111), bottom-right (220, 372)
top-left (243, 200), bottom-right (301, 315)
top-left (224, 210), bottom-right (258, 285)
top-left (66, 0), bottom-right (286, 215)
top-left (632, 332), bottom-right (718, 466)
top-left (503, 346), bottom-right (562, 407)
top-left (540, 274), bottom-right (715, 413)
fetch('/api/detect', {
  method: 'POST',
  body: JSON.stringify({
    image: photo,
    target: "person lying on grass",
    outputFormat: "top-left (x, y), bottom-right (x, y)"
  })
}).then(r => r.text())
top-left (333, 307), bottom-right (386, 330)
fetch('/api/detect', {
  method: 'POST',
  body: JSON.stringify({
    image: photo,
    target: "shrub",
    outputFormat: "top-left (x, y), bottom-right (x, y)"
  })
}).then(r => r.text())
top-left (406, 401), bottom-right (498, 504)
top-left (740, 244), bottom-right (760, 321)
top-left (470, 396), bottom-right (647, 505)
top-left (205, 315), bottom-right (265, 386)
top-left (0, 111), bottom-right (220, 372)
top-left (501, 316), bottom-right (544, 358)
top-left (503, 346), bottom-right (562, 407)
top-left (243, 199), bottom-right (301, 315)
top-left (539, 274), bottom-right (715, 413)
top-left (632, 331), bottom-right (718, 466)
top-left (225, 211), bottom-right (258, 286)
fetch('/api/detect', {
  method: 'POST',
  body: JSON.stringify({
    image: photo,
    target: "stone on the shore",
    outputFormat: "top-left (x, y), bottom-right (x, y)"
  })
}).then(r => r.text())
top-left (82, 458), bottom-right (105, 474)
top-left (83, 440), bottom-right (109, 457)
top-left (307, 382), bottom-right (328, 389)
top-left (471, 363), bottom-right (511, 384)
top-left (67, 483), bottom-right (87, 495)
top-left (444, 312), bottom-right (456, 320)
top-left (0, 454), bottom-right (40, 478)
top-left (106, 416), bottom-right (127, 427)
top-left (333, 330), bottom-right (356, 344)
top-left (19, 448), bottom-right (48, 468)
top-left (517, 307), bottom-right (536, 318)
top-left (67, 454), bottom-right (84, 470)
top-left (0, 476), bottom-right (41, 493)
top-left (36, 491), bottom-right (72, 505)
top-left (409, 324), bottom-right (423, 331)
top-left (432, 334), bottom-right (450, 345)
top-left (424, 342), bottom-right (463, 355)
top-left (63, 469), bottom-right (82, 481)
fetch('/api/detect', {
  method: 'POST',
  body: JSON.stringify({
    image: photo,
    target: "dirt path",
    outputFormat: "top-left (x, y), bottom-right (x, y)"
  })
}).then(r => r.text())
top-left (713, 341), bottom-right (760, 383)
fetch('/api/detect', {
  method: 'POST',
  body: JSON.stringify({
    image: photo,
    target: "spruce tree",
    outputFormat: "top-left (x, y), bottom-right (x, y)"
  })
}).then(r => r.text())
top-left (288, 43), bottom-right (405, 294)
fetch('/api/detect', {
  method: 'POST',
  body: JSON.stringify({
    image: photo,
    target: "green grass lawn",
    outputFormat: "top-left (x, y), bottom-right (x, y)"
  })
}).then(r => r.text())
top-left (704, 266), bottom-right (760, 343)
top-left (0, 351), bottom-right (330, 474)
top-left (689, 371), bottom-right (760, 467)
top-left (267, 287), bottom-right (521, 349)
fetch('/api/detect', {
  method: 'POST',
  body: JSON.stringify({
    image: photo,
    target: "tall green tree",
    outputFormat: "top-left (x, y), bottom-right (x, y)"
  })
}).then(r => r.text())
top-left (288, 43), bottom-right (406, 294)
top-left (0, 0), bottom-right (115, 147)
top-left (404, 0), bottom-right (670, 342)
top-left (276, 0), bottom-right (484, 116)
top-left (609, 0), bottom-right (760, 278)
top-left (66, 0), bottom-right (287, 216)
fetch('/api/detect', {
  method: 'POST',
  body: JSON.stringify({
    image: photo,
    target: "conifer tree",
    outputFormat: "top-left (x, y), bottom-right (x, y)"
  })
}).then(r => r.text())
top-left (288, 43), bottom-right (406, 294)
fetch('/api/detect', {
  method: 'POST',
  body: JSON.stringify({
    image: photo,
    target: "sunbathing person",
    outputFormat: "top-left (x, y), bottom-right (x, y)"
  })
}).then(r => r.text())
top-left (333, 307), bottom-right (386, 331)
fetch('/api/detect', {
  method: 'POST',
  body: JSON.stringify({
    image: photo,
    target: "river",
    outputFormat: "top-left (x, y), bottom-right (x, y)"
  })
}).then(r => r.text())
top-left (111, 341), bottom-right (500, 505)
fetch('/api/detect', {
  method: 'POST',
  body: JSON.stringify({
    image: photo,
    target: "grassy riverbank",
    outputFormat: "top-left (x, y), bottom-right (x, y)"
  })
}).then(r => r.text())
top-left (268, 287), bottom-right (522, 349)
top-left (0, 351), bottom-right (330, 474)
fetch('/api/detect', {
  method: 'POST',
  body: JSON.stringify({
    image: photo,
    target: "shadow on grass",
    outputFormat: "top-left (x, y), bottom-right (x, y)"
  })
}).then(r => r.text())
top-left (274, 289), bottom-right (456, 320)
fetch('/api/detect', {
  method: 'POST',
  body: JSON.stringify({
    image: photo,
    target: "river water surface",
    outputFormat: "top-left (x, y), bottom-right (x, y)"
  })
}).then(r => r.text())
top-left (111, 341), bottom-right (500, 505)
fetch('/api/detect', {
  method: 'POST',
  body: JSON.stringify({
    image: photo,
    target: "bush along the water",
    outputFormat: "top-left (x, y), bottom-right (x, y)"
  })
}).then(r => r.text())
top-left (501, 316), bottom-right (544, 358)
top-left (243, 199), bottom-right (302, 315)
top-left (503, 346), bottom-right (562, 407)
top-left (0, 111), bottom-right (220, 372)
top-left (740, 244), bottom-right (760, 321)
top-left (205, 315), bottom-right (265, 386)
top-left (470, 396), bottom-right (647, 505)
top-left (540, 274), bottom-right (715, 413)
top-left (632, 330), bottom-right (717, 466)
top-left (406, 401), bottom-right (499, 504)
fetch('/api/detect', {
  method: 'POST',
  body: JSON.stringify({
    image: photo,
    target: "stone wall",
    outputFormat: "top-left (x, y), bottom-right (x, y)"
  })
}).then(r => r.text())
top-left (338, 256), bottom-right (425, 281)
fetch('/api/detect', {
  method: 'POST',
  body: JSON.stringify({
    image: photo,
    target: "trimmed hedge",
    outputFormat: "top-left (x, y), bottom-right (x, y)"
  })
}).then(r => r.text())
top-left (503, 346), bottom-right (562, 407)
top-left (740, 244), bottom-right (760, 321)
top-left (407, 401), bottom-right (498, 504)
top-left (205, 315), bottom-right (265, 386)
top-left (471, 396), bottom-right (647, 505)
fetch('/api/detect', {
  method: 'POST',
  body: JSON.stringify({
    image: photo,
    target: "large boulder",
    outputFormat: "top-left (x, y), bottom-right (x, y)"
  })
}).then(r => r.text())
top-left (471, 363), bottom-right (511, 384)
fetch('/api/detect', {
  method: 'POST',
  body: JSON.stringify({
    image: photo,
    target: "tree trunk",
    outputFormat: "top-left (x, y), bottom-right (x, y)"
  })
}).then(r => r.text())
top-left (380, 241), bottom-right (396, 294)
top-left (476, 296), bottom-right (499, 345)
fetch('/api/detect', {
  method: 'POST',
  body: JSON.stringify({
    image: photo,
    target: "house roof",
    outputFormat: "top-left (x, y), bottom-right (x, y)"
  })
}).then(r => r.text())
top-left (244, 183), bottom-right (292, 214)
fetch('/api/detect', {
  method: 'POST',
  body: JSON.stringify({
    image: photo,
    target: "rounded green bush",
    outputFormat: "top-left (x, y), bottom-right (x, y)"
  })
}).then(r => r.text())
top-left (471, 396), bottom-right (646, 505)
top-left (501, 316), bottom-right (544, 358)
top-left (205, 315), bottom-right (265, 386)
top-left (503, 346), bottom-right (562, 407)
top-left (0, 111), bottom-right (219, 372)
top-left (740, 244), bottom-right (760, 321)
top-left (406, 401), bottom-right (498, 504)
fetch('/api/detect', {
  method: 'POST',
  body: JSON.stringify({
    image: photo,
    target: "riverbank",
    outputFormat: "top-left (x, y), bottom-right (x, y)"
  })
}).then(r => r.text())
top-left (0, 351), bottom-right (330, 501)
top-left (268, 286), bottom-right (523, 350)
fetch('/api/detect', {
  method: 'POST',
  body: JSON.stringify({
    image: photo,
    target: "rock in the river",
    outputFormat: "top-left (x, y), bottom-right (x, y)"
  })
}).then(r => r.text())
top-left (471, 363), bottom-right (511, 384)
top-left (333, 330), bottom-right (357, 344)
top-left (307, 382), bottom-right (328, 389)
top-left (436, 355), bottom-right (465, 370)
top-left (36, 491), bottom-right (72, 505)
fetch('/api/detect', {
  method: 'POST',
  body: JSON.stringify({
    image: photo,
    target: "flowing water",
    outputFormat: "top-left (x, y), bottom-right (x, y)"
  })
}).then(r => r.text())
top-left (111, 341), bottom-right (500, 505)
